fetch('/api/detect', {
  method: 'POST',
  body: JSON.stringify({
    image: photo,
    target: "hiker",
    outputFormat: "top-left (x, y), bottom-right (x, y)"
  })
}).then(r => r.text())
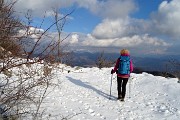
top-left (111, 49), bottom-right (133, 101)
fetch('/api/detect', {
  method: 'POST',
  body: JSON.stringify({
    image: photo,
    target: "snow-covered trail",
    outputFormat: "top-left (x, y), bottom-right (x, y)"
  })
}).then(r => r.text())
top-left (41, 67), bottom-right (180, 120)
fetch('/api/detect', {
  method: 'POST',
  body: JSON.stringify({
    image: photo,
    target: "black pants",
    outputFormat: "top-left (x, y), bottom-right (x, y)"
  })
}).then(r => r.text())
top-left (117, 77), bottom-right (128, 98)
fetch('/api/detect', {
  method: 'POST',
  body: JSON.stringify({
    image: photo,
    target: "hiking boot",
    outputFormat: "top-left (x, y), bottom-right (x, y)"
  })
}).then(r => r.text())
top-left (117, 97), bottom-right (121, 100)
top-left (120, 98), bottom-right (124, 102)
top-left (117, 94), bottom-right (122, 100)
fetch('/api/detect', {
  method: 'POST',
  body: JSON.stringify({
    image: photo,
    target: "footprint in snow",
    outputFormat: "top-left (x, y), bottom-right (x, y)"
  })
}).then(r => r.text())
top-left (88, 109), bottom-right (95, 116)
top-left (84, 103), bottom-right (90, 110)
top-left (88, 108), bottom-right (106, 119)
top-left (96, 113), bottom-right (102, 116)
top-left (153, 103), bottom-right (178, 115)
top-left (79, 100), bottom-right (83, 103)
top-left (100, 116), bottom-right (106, 119)
top-left (89, 109), bottom-right (94, 113)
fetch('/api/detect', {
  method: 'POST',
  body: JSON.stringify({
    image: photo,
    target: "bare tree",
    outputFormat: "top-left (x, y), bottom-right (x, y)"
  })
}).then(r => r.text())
top-left (96, 51), bottom-right (113, 69)
top-left (53, 8), bottom-right (73, 64)
top-left (0, 0), bottom-right (23, 58)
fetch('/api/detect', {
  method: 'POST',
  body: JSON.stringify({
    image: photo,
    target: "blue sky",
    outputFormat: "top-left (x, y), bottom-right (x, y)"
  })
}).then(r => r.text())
top-left (64, 7), bottom-right (102, 33)
top-left (132, 0), bottom-right (165, 19)
top-left (13, 0), bottom-right (180, 57)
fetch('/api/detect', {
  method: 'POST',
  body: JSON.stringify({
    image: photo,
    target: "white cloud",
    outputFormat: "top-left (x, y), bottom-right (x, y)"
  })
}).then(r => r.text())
top-left (92, 18), bottom-right (129, 39)
top-left (92, 18), bottom-right (152, 39)
top-left (151, 0), bottom-right (180, 39)
top-left (17, 26), bottom-right (172, 55)
top-left (90, 0), bottom-right (180, 44)
top-left (13, 0), bottom-right (74, 17)
top-left (65, 33), bottom-right (170, 55)
top-left (87, 0), bottom-right (179, 55)
top-left (70, 34), bottom-right (79, 44)
top-left (81, 34), bottom-right (170, 48)
top-left (76, 0), bottom-right (136, 19)
top-left (97, 0), bottom-right (136, 19)
top-left (13, 0), bottom-right (136, 19)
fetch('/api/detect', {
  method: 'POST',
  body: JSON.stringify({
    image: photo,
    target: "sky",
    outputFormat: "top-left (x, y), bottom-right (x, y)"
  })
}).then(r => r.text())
top-left (11, 0), bottom-right (180, 57)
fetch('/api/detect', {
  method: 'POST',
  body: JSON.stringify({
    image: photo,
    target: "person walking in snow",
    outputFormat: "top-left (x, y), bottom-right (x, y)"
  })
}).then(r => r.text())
top-left (111, 49), bottom-right (133, 101)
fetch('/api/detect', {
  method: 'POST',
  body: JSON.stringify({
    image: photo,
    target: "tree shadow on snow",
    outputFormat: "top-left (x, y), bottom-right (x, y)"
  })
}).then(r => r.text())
top-left (66, 76), bottom-right (116, 100)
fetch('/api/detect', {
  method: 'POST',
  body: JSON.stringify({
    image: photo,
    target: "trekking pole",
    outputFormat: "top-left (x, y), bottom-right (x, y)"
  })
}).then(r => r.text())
top-left (109, 74), bottom-right (113, 99)
top-left (129, 76), bottom-right (131, 99)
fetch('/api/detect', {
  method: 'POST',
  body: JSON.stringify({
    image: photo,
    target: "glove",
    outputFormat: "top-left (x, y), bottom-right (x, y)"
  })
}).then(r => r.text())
top-left (111, 69), bottom-right (114, 74)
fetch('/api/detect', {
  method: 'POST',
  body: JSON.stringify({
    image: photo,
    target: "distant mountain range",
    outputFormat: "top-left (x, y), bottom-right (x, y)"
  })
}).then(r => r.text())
top-left (70, 52), bottom-right (180, 73)
top-left (31, 51), bottom-right (179, 78)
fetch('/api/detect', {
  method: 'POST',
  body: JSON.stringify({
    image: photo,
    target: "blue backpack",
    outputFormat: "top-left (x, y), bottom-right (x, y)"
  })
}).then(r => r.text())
top-left (118, 56), bottom-right (130, 74)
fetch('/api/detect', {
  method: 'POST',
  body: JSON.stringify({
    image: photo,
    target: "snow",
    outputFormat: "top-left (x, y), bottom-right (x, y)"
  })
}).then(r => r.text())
top-left (40, 66), bottom-right (180, 120)
top-left (1, 64), bottom-right (180, 120)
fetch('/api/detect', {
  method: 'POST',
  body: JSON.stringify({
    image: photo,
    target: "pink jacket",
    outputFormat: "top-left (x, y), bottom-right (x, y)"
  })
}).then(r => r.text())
top-left (113, 54), bottom-right (133, 78)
